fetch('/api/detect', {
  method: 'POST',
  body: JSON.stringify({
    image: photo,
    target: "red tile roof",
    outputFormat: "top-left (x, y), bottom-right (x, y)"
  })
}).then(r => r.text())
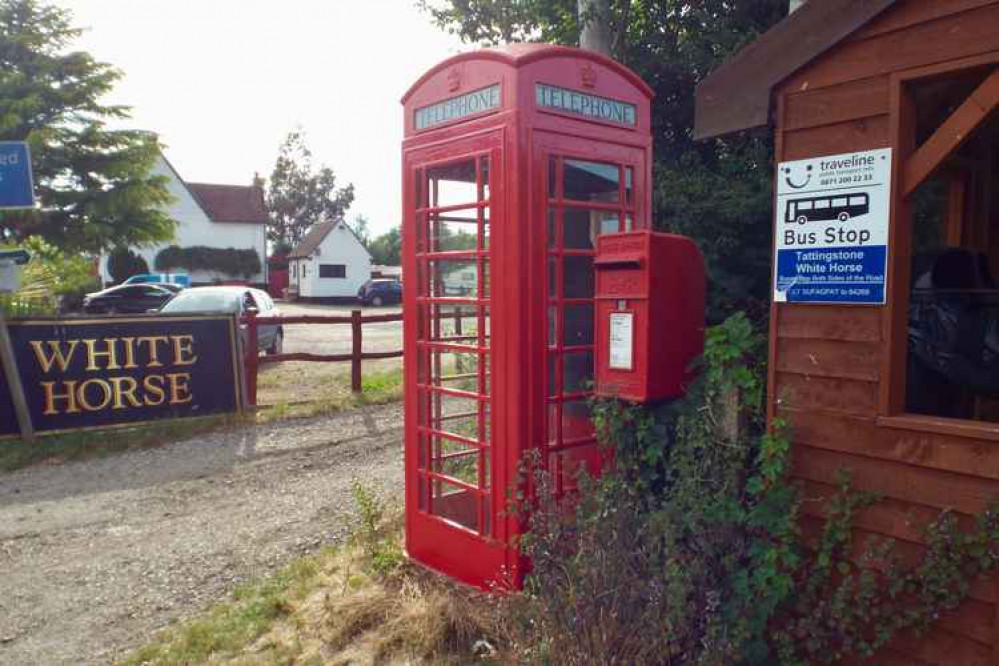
top-left (186, 183), bottom-right (269, 224)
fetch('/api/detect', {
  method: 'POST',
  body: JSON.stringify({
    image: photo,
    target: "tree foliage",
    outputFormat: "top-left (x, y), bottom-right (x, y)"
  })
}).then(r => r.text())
top-left (266, 130), bottom-right (355, 247)
top-left (107, 246), bottom-right (149, 283)
top-left (351, 214), bottom-right (371, 248)
top-left (368, 226), bottom-right (401, 266)
top-left (420, 0), bottom-right (787, 320)
top-left (0, 0), bottom-right (175, 253)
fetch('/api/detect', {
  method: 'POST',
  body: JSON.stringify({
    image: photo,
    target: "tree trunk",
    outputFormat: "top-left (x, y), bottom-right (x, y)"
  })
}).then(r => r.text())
top-left (578, 0), bottom-right (612, 56)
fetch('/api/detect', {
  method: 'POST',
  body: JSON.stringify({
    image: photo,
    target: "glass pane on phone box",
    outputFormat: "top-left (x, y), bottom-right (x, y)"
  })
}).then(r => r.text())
top-left (564, 159), bottom-right (618, 203)
top-left (434, 437), bottom-right (479, 486)
top-left (564, 303), bottom-right (594, 346)
top-left (548, 355), bottom-right (558, 397)
top-left (563, 399), bottom-right (595, 440)
top-left (428, 159), bottom-right (477, 208)
top-left (563, 256), bottom-right (595, 298)
top-left (564, 208), bottom-right (598, 250)
top-left (431, 392), bottom-right (480, 439)
top-left (482, 402), bottom-right (491, 443)
top-left (430, 304), bottom-right (477, 342)
top-left (432, 478), bottom-right (479, 531)
top-left (429, 259), bottom-right (478, 297)
top-left (563, 351), bottom-right (594, 394)
top-left (597, 211), bottom-right (621, 237)
top-left (430, 211), bottom-right (478, 252)
top-left (478, 156), bottom-right (490, 201)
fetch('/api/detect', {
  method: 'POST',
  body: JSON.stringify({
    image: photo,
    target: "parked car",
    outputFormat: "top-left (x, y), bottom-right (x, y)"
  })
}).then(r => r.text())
top-left (155, 282), bottom-right (186, 294)
top-left (357, 279), bottom-right (402, 306)
top-left (159, 286), bottom-right (283, 354)
top-left (124, 272), bottom-right (192, 288)
top-left (83, 283), bottom-right (178, 315)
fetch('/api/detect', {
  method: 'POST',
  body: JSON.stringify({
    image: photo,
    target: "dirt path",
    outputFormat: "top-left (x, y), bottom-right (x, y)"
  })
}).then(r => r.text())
top-left (0, 403), bottom-right (404, 666)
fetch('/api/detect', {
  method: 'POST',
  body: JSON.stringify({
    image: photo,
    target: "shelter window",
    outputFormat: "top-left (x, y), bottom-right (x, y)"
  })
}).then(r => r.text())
top-left (894, 65), bottom-right (999, 424)
top-left (320, 264), bottom-right (346, 279)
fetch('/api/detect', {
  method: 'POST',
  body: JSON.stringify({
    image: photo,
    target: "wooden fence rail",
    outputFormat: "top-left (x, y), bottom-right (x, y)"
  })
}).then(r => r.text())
top-left (242, 309), bottom-right (404, 406)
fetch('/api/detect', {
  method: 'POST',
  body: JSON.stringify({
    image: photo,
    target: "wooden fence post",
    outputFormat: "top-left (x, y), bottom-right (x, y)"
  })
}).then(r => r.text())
top-left (719, 386), bottom-right (746, 443)
top-left (351, 309), bottom-right (363, 393)
top-left (245, 310), bottom-right (259, 407)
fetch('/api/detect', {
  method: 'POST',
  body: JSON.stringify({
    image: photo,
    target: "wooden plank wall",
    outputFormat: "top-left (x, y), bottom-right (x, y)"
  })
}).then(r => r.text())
top-left (774, 2), bottom-right (999, 663)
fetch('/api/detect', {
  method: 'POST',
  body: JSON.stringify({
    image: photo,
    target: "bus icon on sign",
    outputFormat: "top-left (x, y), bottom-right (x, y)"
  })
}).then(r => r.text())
top-left (786, 193), bottom-right (869, 225)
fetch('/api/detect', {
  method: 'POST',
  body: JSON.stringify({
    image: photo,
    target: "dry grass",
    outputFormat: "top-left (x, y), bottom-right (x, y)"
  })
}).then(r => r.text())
top-left (122, 505), bottom-right (513, 666)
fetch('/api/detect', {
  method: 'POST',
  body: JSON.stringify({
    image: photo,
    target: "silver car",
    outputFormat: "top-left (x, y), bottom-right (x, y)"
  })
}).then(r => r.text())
top-left (159, 286), bottom-right (283, 355)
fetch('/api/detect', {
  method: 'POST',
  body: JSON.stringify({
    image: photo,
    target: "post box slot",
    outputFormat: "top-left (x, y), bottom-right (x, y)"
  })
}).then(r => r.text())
top-left (594, 256), bottom-right (644, 269)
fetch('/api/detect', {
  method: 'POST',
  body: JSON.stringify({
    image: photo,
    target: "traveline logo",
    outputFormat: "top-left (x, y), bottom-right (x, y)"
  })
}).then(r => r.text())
top-left (536, 83), bottom-right (637, 126)
top-left (415, 85), bottom-right (501, 131)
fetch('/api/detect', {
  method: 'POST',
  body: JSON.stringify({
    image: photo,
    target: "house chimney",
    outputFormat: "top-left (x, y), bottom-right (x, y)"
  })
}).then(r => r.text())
top-left (789, 0), bottom-right (807, 12)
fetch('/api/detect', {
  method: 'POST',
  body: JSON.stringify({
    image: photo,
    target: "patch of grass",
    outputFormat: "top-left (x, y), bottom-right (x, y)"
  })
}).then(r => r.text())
top-left (121, 548), bottom-right (330, 666)
top-left (0, 414), bottom-right (245, 473)
top-left (255, 368), bottom-right (403, 423)
top-left (123, 487), bottom-right (509, 666)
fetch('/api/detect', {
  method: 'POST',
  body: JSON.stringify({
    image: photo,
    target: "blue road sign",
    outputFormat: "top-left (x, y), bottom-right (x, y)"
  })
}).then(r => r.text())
top-left (0, 142), bottom-right (35, 209)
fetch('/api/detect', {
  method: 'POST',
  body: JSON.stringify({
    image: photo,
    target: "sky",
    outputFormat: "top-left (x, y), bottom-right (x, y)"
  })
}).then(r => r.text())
top-left (57, 0), bottom-right (469, 237)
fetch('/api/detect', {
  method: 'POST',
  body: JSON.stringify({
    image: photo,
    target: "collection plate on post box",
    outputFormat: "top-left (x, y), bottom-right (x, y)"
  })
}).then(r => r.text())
top-left (608, 312), bottom-right (634, 370)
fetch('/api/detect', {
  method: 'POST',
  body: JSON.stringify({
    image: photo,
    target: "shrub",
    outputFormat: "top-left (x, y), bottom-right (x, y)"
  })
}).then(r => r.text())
top-left (155, 245), bottom-right (262, 278)
top-left (107, 246), bottom-right (149, 283)
top-left (516, 313), bottom-right (999, 665)
top-left (2, 237), bottom-right (100, 315)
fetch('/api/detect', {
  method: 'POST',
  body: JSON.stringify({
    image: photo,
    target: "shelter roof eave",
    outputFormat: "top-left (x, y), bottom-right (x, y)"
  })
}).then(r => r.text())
top-left (694, 0), bottom-right (896, 140)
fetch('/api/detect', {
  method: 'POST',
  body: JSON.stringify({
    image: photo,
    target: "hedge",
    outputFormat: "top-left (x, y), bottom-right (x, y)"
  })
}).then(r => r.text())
top-left (155, 245), bottom-right (262, 278)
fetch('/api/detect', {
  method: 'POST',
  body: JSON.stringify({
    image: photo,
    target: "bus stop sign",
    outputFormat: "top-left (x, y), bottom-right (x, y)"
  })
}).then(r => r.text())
top-left (773, 148), bottom-right (891, 305)
top-left (0, 142), bottom-right (35, 209)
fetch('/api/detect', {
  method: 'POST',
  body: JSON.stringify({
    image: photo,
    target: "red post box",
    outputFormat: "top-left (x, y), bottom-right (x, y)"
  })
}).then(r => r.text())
top-left (594, 230), bottom-right (705, 403)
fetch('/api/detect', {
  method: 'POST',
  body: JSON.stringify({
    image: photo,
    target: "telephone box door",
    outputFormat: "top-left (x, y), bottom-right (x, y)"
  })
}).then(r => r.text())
top-left (403, 131), bottom-right (507, 588)
top-left (534, 134), bottom-right (648, 491)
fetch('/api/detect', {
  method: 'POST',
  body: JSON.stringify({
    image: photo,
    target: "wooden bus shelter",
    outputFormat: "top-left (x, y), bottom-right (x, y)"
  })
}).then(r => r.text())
top-left (697, 1), bottom-right (999, 663)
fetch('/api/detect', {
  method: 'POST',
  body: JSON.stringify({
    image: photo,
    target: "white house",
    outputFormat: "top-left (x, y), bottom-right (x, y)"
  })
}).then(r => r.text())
top-left (99, 153), bottom-right (269, 286)
top-left (289, 221), bottom-right (371, 300)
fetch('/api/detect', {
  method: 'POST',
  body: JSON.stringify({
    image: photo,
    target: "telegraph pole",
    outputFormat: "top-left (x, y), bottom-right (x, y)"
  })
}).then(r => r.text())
top-left (578, 0), bottom-right (612, 56)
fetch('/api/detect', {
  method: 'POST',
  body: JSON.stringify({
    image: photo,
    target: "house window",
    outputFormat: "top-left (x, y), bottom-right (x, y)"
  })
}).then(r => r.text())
top-left (320, 264), bottom-right (346, 279)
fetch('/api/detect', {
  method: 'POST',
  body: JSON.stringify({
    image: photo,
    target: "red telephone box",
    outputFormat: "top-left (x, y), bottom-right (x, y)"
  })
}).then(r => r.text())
top-left (401, 44), bottom-right (654, 590)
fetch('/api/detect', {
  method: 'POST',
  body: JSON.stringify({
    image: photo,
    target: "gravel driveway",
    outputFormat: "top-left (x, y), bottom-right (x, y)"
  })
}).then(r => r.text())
top-left (278, 302), bottom-right (403, 359)
top-left (0, 403), bottom-right (404, 666)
